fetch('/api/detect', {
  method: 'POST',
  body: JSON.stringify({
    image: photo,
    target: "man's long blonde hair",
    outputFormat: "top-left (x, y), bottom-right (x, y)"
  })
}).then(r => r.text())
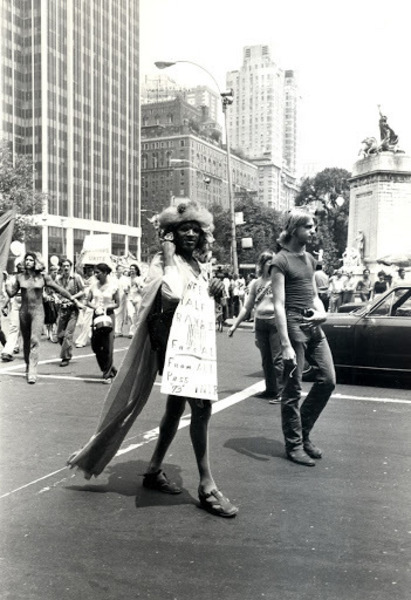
top-left (277, 209), bottom-right (313, 247)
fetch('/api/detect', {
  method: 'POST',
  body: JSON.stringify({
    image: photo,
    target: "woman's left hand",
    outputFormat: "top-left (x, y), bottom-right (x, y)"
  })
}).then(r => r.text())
top-left (208, 278), bottom-right (224, 299)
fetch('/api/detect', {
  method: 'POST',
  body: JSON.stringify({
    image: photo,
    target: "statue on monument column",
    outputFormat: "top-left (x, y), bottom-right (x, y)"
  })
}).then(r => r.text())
top-left (359, 136), bottom-right (378, 157)
top-left (359, 107), bottom-right (403, 157)
top-left (355, 230), bottom-right (365, 263)
top-left (378, 105), bottom-right (400, 152)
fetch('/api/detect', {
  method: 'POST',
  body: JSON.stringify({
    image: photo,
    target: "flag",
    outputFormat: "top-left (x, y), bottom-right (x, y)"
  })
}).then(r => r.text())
top-left (0, 209), bottom-right (16, 274)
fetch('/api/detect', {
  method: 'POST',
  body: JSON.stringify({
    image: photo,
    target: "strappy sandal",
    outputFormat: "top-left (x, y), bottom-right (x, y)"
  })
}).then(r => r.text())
top-left (198, 488), bottom-right (239, 518)
top-left (142, 470), bottom-right (182, 494)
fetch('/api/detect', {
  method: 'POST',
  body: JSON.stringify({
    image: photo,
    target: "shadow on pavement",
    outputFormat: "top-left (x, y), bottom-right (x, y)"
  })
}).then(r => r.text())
top-left (64, 460), bottom-right (197, 508)
top-left (224, 436), bottom-right (284, 461)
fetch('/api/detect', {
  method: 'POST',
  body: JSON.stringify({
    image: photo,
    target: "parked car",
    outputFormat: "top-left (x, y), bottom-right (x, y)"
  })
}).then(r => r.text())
top-left (338, 301), bottom-right (366, 313)
top-left (320, 286), bottom-right (411, 378)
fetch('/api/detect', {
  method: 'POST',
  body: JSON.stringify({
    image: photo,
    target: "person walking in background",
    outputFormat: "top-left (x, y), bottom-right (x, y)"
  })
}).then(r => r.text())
top-left (5, 252), bottom-right (81, 384)
top-left (127, 263), bottom-right (143, 338)
top-left (237, 273), bottom-right (246, 312)
top-left (392, 267), bottom-right (409, 287)
top-left (0, 273), bottom-right (7, 352)
top-left (221, 272), bottom-right (231, 323)
top-left (44, 264), bottom-right (60, 343)
top-left (75, 264), bottom-right (95, 348)
top-left (0, 315), bottom-right (6, 352)
top-left (371, 271), bottom-right (388, 299)
top-left (114, 264), bottom-right (130, 337)
top-left (314, 263), bottom-right (330, 312)
top-left (85, 262), bottom-right (119, 384)
top-left (228, 250), bottom-right (283, 404)
top-left (1, 261), bottom-right (23, 361)
top-left (230, 274), bottom-right (241, 318)
top-left (328, 269), bottom-right (344, 312)
top-left (356, 268), bottom-right (372, 302)
top-left (271, 210), bottom-right (336, 466)
top-left (342, 271), bottom-right (356, 305)
top-left (56, 259), bottom-right (85, 367)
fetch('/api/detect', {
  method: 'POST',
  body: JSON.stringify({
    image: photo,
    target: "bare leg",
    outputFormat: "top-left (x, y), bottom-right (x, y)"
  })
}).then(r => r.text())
top-left (187, 398), bottom-right (216, 493)
top-left (145, 395), bottom-right (186, 473)
top-left (188, 398), bottom-right (239, 517)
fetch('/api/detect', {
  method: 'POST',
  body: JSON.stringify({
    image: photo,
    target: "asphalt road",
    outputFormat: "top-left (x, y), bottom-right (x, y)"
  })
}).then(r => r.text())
top-left (0, 325), bottom-right (410, 600)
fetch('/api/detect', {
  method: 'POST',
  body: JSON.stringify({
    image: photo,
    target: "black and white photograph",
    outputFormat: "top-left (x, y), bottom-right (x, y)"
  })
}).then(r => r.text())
top-left (1, 1), bottom-right (410, 598)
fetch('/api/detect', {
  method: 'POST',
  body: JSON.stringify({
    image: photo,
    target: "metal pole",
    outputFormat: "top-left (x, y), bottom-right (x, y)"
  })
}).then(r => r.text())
top-left (223, 100), bottom-right (238, 276)
top-left (155, 60), bottom-right (238, 275)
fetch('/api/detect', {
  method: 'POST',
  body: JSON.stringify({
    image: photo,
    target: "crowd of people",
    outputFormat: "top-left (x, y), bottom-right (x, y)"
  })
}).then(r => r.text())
top-left (1, 201), bottom-right (410, 520)
top-left (65, 204), bottom-right (339, 518)
top-left (0, 254), bottom-right (144, 384)
top-left (314, 264), bottom-right (409, 312)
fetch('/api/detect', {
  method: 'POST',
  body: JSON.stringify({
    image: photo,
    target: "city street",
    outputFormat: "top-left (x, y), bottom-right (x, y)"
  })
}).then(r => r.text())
top-left (0, 326), bottom-right (410, 600)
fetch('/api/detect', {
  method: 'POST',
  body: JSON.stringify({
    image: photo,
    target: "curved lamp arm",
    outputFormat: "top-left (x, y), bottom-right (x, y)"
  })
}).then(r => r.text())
top-left (155, 60), bottom-right (222, 94)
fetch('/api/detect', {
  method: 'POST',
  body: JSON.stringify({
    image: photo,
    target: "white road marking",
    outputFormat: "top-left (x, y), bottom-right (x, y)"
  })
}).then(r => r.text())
top-left (0, 381), bottom-right (409, 500)
top-left (332, 392), bottom-right (411, 404)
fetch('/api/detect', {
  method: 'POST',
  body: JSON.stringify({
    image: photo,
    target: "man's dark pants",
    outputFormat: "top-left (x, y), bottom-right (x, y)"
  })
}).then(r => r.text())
top-left (281, 316), bottom-right (336, 452)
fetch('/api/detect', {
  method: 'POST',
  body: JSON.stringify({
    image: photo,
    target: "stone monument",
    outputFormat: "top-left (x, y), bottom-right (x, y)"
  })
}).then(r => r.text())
top-left (348, 108), bottom-right (411, 274)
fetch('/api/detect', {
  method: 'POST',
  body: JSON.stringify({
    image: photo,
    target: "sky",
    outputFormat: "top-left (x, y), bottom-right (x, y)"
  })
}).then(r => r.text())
top-left (140, 0), bottom-right (411, 175)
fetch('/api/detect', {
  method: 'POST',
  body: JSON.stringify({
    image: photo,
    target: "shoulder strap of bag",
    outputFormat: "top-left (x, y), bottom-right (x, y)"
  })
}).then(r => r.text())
top-left (254, 281), bottom-right (272, 306)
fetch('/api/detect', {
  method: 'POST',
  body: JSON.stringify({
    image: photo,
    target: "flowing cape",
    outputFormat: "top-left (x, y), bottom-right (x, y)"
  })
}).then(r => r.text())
top-left (67, 275), bottom-right (162, 478)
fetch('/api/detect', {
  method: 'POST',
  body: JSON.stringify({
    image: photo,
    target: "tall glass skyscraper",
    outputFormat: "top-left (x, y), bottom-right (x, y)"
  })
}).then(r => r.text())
top-left (0, 0), bottom-right (140, 263)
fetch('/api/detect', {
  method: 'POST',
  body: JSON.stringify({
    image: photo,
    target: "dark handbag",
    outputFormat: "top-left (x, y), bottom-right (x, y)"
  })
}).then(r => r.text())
top-left (146, 287), bottom-right (176, 375)
top-left (43, 297), bottom-right (58, 325)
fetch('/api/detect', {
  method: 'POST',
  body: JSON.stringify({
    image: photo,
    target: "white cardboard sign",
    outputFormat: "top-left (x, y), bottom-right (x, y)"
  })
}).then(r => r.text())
top-left (161, 278), bottom-right (218, 401)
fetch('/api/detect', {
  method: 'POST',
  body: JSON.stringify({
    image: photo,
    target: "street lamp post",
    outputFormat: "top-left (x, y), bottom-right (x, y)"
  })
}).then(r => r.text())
top-left (155, 60), bottom-right (239, 276)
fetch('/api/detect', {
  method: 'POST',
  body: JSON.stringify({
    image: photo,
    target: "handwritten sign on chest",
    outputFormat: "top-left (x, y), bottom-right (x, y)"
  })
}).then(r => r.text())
top-left (161, 278), bottom-right (218, 401)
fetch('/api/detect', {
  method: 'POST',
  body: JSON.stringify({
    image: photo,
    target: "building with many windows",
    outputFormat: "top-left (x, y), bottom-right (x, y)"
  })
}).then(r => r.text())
top-left (140, 97), bottom-right (258, 262)
top-left (0, 0), bottom-right (140, 264)
top-left (226, 45), bottom-right (300, 211)
top-left (142, 74), bottom-right (220, 127)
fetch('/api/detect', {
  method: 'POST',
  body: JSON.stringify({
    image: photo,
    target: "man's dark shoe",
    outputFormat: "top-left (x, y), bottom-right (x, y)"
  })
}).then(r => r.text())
top-left (268, 396), bottom-right (281, 404)
top-left (255, 390), bottom-right (278, 400)
top-left (1, 353), bottom-right (13, 362)
top-left (143, 470), bottom-right (182, 494)
top-left (287, 448), bottom-right (315, 467)
top-left (304, 440), bottom-right (322, 459)
top-left (60, 359), bottom-right (70, 367)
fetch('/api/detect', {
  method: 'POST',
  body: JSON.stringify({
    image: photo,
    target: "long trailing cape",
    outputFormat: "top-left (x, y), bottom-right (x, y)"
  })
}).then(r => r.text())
top-left (67, 257), bottom-right (165, 479)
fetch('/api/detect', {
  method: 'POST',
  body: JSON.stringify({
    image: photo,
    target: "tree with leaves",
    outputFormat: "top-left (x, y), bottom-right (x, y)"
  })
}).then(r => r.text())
top-left (210, 196), bottom-right (283, 267)
top-left (295, 167), bottom-right (351, 270)
top-left (0, 141), bottom-right (44, 243)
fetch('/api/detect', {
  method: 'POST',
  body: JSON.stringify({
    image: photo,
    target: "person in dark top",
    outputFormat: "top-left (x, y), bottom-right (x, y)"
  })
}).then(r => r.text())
top-left (372, 271), bottom-right (388, 299)
top-left (270, 209), bottom-right (336, 466)
top-left (356, 268), bottom-right (372, 302)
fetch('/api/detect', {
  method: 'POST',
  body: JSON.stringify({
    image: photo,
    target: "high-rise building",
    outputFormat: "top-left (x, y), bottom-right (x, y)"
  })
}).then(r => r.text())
top-left (142, 74), bottom-right (221, 128)
top-left (0, 0), bottom-right (140, 264)
top-left (141, 73), bottom-right (181, 104)
top-left (226, 45), bottom-right (299, 211)
top-left (284, 70), bottom-right (299, 176)
top-left (183, 86), bottom-right (220, 124)
top-left (140, 97), bottom-right (258, 262)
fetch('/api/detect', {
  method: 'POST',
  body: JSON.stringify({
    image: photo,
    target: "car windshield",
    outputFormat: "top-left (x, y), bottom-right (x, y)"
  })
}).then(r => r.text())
top-left (358, 287), bottom-right (411, 317)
